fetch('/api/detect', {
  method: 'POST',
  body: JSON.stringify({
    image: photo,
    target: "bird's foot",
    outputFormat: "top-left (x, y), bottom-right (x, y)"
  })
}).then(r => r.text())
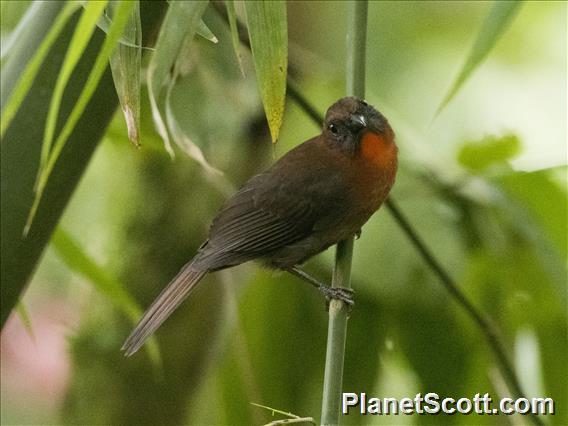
top-left (320, 285), bottom-right (355, 308)
top-left (286, 266), bottom-right (355, 310)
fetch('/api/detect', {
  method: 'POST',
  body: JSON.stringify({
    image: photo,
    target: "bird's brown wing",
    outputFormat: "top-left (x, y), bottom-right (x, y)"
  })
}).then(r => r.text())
top-left (122, 171), bottom-right (321, 356)
top-left (192, 174), bottom-right (319, 271)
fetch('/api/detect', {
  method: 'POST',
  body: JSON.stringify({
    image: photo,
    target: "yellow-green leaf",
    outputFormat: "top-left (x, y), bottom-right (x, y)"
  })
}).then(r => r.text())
top-left (39, 0), bottom-right (108, 172)
top-left (435, 1), bottom-right (523, 116)
top-left (0, 2), bottom-right (80, 138)
top-left (108, 1), bottom-right (142, 146)
top-left (26, 0), bottom-right (134, 235)
top-left (147, 0), bottom-right (209, 157)
top-left (244, 0), bottom-right (287, 143)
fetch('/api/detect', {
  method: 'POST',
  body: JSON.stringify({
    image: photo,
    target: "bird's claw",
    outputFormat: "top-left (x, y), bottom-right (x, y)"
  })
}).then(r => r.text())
top-left (320, 285), bottom-right (355, 308)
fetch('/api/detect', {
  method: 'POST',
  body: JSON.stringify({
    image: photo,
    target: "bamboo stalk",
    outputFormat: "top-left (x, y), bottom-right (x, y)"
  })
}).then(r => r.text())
top-left (320, 2), bottom-right (367, 425)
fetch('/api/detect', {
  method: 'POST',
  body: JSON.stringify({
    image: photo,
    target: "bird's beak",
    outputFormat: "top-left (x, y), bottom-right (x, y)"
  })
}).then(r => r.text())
top-left (351, 114), bottom-right (367, 129)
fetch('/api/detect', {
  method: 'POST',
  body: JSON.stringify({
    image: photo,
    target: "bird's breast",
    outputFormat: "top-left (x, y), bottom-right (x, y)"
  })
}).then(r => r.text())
top-left (359, 131), bottom-right (398, 171)
top-left (350, 131), bottom-right (398, 214)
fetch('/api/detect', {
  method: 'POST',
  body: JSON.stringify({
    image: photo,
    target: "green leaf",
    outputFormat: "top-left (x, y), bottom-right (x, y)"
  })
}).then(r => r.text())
top-left (93, 4), bottom-right (152, 50)
top-left (1, 2), bottom-right (39, 64)
top-left (244, 0), bottom-right (287, 142)
top-left (0, 2), bottom-right (81, 138)
top-left (39, 0), bottom-right (109, 173)
top-left (196, 19), bottom-right (218, 43)
top-left (147, 0), bottom-right (209, 157)
top-left (108, 1), bottom-right (142, 146)
top-left (26, 0), bottom-right (135, 235)
top-left (225, 0), bottom-right (245, 76)
top-left (458, 134), bottom-right (521, 172)
top-left (51, 227), bottom-right (161, 366)
top-left (165, 47), bottom-right (222, 176)
top-left (435, 1), bottom-right (523, 115)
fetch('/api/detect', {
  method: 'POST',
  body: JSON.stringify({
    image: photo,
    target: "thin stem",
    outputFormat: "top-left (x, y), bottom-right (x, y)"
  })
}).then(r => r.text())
top-left (345, 1), bottom-right (367, 98)
top-left (212, 4), bottom-right (541, 426)
top-left (385, 199), bottom-right (532, 410)
top-left (321, 3), bottom-right (367, 425)
top-left (321, 238), bottom-right (354, 426)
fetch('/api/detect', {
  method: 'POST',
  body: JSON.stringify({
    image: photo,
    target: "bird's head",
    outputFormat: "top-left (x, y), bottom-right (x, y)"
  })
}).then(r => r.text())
top-left (323, 97), bottom-right (396, 167)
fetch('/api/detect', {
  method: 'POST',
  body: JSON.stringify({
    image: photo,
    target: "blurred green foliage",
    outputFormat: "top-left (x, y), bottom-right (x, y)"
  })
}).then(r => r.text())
top-left (458, 134), bottom-right (521, 173)
top-left (1, 1), bottom-right (566, 426)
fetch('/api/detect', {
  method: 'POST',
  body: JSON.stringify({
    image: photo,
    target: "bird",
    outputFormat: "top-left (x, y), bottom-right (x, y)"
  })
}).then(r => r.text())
top-left (122, 96), bottom-right (398, 356)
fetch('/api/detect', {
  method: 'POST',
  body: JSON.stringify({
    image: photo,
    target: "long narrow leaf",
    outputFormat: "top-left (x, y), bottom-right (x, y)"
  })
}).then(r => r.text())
top-left (0, 2), bottom-right (81, 138)
top-left (0, 2), bottom-right (42, 64)
top-left (94, 5), bottom-right (153, 50)
top-left (244, 0), bottom-right (287, 142)
top-left (39, 0), bottom-right (108, 171)
top-left (196, 19), bottom-right (218, 44)
top-left (51, 227), bottom-right (161, 366)
top-left (109, 1), bottom-right (142, 146)
top-left (435, 1), bottom-right (523, 115)
top-left (165, 44), bottom-right (222, 176)
top-left (26, 1), bottom-right (134, 235)
top-left (225, 0), bottom-right (245, 76)
top-left (165, 89), bottom-right (221, 176)
top-left (147, 0), bottom-right (209, 157)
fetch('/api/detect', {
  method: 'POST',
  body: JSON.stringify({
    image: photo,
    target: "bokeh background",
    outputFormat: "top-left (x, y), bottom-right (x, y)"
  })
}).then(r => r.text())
top-left (1, 1), bottom-right (566, 425)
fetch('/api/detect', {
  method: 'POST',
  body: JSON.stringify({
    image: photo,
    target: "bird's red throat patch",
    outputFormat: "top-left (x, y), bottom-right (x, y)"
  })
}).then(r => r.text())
top-left (359, 131), bottom-right (396, 170)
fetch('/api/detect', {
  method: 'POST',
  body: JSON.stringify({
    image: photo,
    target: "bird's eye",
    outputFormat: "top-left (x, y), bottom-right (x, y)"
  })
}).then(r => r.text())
top-left (329, 123), bottom-right (338, 134)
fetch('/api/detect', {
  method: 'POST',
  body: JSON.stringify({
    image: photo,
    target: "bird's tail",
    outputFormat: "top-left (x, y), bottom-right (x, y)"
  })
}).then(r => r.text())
top-left (121, 261), bottom-right (207, 356)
